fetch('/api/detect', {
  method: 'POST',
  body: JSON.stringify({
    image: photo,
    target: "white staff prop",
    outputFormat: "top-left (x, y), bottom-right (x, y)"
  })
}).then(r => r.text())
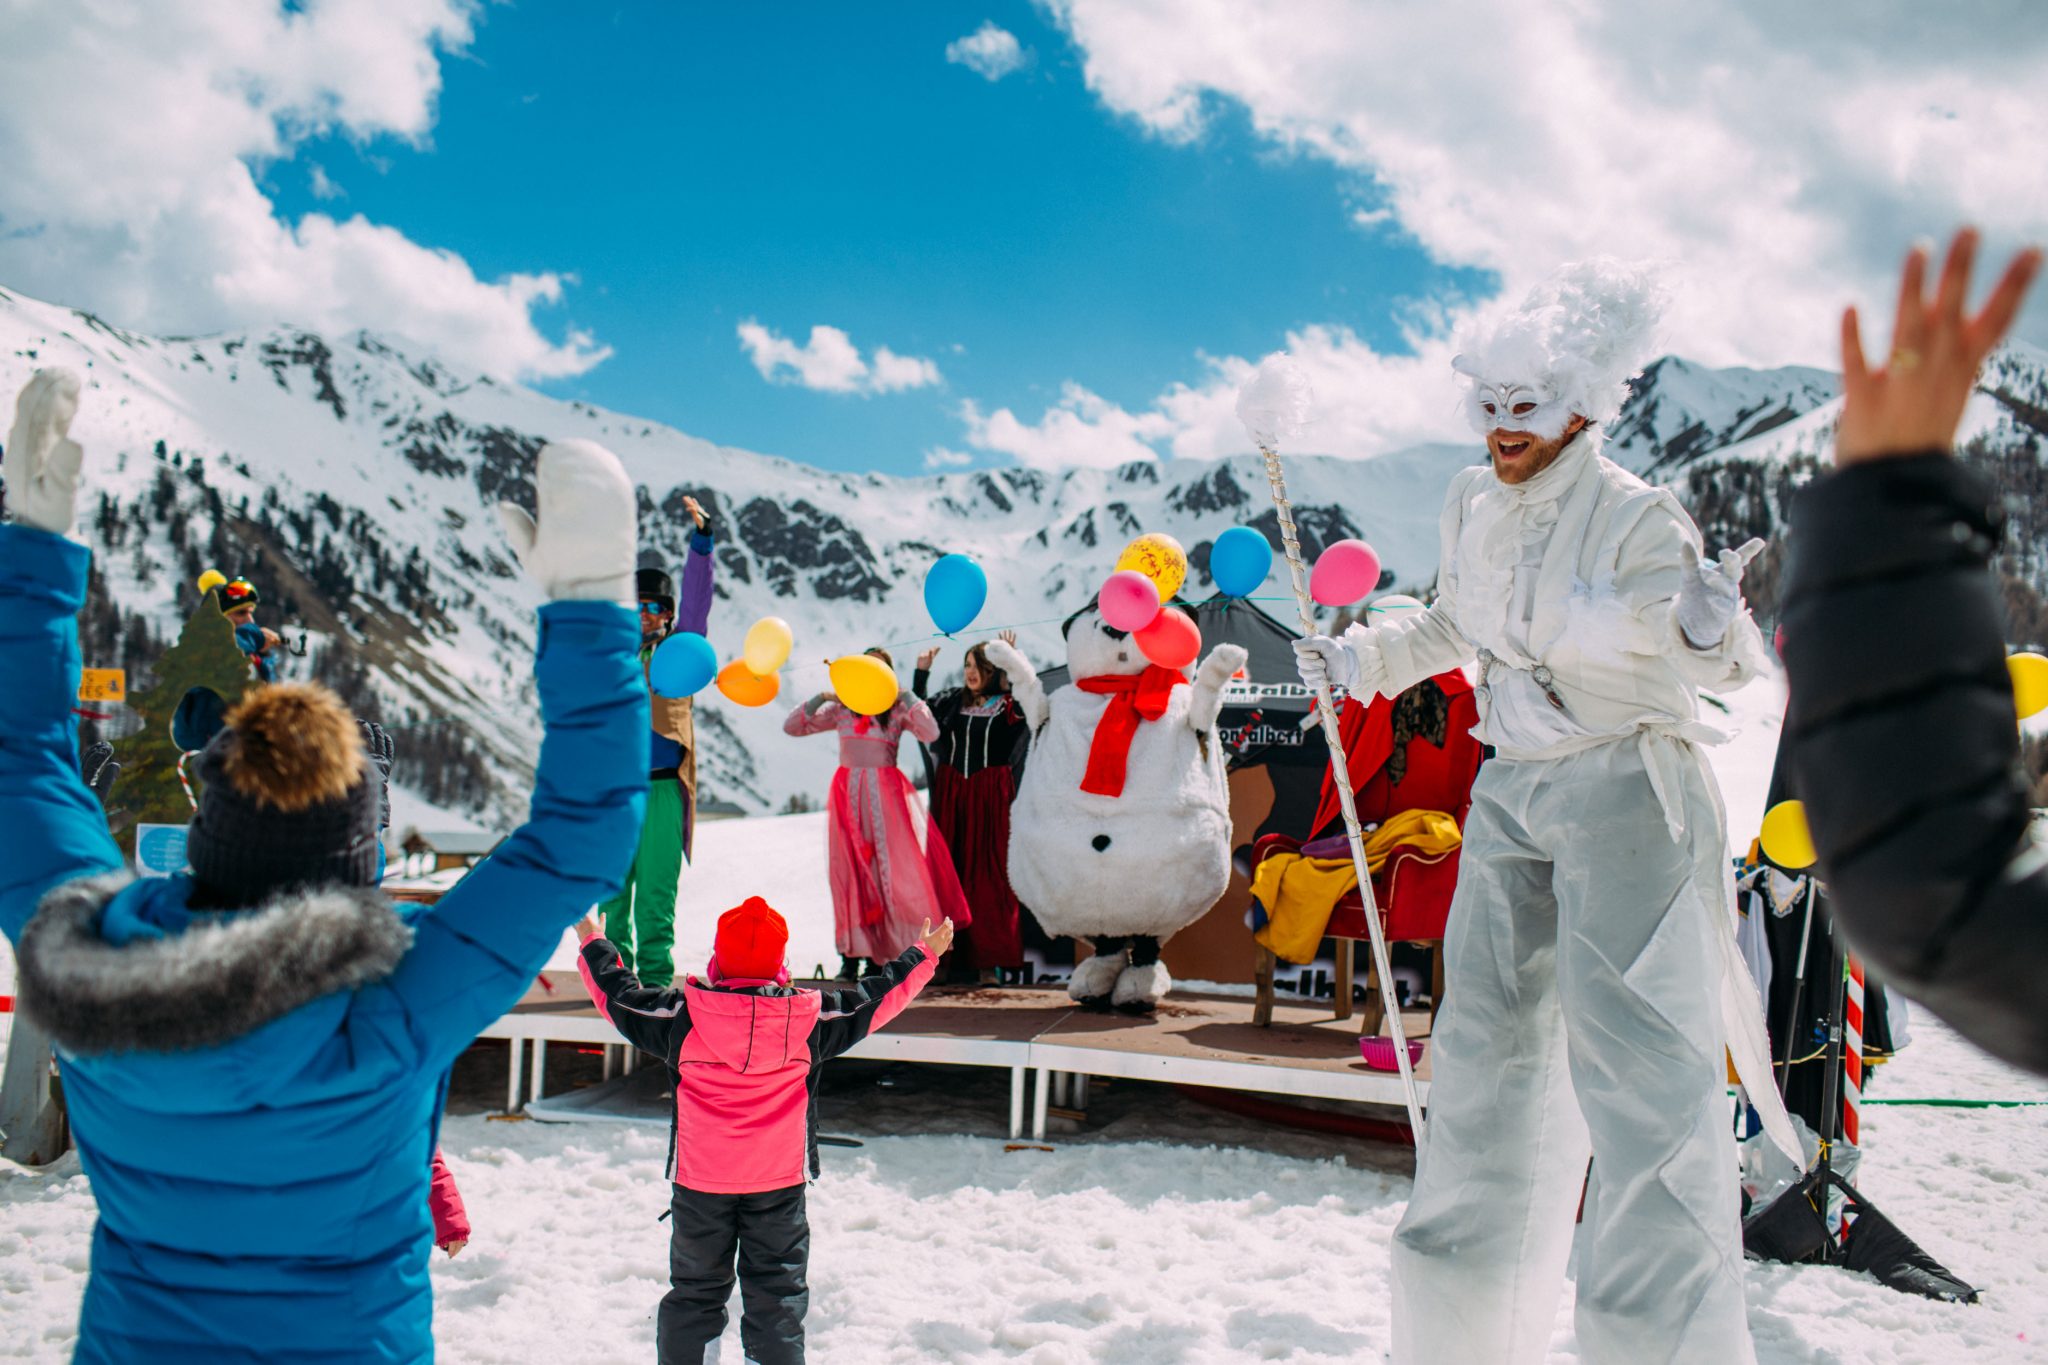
top-left (1237, 355), bottom-right (1426, 1143)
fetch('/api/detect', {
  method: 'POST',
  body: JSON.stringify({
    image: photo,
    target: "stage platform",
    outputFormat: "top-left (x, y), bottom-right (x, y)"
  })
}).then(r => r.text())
top-left (480, 975), bottom-right (1432, 1142)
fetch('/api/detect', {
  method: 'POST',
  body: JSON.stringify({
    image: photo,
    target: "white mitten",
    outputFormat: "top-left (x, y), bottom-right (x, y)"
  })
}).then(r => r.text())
top-left (1291, 633), bottom-right (1357, 692)
top-left (981, 638), bottom-right (1033, 680)
top-left (1676, 537), bottom-right (1765, 649)
top-left (4, 369), bottom-right (85, 537)
top-left (495, 439), bottom-right (636, 604)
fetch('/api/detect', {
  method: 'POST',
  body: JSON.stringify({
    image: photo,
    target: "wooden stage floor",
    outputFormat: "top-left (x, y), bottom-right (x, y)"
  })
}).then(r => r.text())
top-left (484, 974), bottom-right (1432, 1142)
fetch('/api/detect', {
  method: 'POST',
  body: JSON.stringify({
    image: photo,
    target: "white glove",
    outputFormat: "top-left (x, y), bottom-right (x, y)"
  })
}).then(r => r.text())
top-left (1291, 633), bottom-right (1356, 693)
top-left (982, 638), bottom-right (1033, 680)
top-left (4, 369), bottom-right (85, 537)
top-left (1676, 537), bottom-right (1765, 648)
top-left (495, 439), bottom-right (637, 604)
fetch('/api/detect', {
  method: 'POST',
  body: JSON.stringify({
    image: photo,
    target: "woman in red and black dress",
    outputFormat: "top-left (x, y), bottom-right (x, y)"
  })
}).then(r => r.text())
top-left (914, 633), bottom-right (1030, 980)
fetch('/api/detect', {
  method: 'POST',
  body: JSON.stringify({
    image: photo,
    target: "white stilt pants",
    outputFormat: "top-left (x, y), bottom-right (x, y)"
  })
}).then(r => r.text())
top-left (1391, 739), bottom-right (1753, 1365)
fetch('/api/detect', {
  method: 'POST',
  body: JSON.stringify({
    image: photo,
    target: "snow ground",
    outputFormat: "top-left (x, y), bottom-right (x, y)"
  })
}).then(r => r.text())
top-left (4, 1017), bottom-right (2046, 1363)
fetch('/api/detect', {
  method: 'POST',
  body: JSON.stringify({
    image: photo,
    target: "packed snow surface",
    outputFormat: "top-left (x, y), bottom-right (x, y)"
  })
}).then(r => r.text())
top-left (3, 1015), bottom-right (2046, 1363)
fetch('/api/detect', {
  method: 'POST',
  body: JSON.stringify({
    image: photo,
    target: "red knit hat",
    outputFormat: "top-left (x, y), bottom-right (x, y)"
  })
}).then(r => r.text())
top-left (713, 896), bottom-right (789, 982)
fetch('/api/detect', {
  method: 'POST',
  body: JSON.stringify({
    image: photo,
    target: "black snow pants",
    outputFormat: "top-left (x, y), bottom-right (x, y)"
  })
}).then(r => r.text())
top-left (659, 1182), bottom-right (810, 1365)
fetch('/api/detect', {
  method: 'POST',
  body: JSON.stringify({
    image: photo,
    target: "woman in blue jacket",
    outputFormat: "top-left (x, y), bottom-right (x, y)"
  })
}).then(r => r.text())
top-left (0, 368), bottom-right (649, 1364)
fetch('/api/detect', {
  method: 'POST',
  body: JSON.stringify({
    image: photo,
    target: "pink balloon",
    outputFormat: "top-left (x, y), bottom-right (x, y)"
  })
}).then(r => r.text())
top-left (1099, 570), bottom-right (1162, 631)
top-left (1135, 607), bottom-right (1201, 671)
top-left (1310, 539), bottom-right (1382, 606)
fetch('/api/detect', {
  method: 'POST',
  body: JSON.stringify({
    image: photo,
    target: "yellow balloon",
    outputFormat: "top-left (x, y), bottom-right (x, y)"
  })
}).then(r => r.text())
top-left (830, 655), bottom-right (900, 716)
top-left (196, 569), bottom-right (227, 596)
top-left (743, 616), bottom-right (794, 675)
top-left (1759, 800), bottom-right (1818, 871)
top-left (2009, 652), bottom-right (2048, 721)
top-left (1115, 533), bottom-right (1188, 602)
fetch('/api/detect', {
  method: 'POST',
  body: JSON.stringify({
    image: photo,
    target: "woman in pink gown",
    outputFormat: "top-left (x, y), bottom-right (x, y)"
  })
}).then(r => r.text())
top-left (784, 650), bottom-right (972, 979)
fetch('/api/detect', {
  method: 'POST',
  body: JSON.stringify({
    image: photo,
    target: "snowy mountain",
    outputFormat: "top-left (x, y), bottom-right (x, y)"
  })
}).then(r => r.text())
top-left (0, 286), bottom-right (1465, 828)
top-left (4, 283), bottom-right (2040, 828)
top-left (1603, 356), bottom-right (1838, 478)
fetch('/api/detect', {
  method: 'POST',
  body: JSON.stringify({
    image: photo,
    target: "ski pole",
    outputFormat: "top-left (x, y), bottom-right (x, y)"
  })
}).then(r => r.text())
top-left (1256, 441), bottom-right (1426, 1143)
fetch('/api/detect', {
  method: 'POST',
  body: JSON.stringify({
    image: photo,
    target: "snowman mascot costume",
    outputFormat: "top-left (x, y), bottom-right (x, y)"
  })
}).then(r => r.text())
top-left (1294, 261), bottom-right (1800, 1365)
top-left (986, 611), bottom-right (1245, 1010)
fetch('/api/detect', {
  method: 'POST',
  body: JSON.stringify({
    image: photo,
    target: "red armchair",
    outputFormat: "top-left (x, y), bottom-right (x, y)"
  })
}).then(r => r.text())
top-left (1252, 670), bottom-right (1483, 1031)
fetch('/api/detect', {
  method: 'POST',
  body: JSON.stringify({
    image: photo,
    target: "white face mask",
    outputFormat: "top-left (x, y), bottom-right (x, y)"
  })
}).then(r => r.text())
top-left (1461, 378), bottom-right (1574, 442)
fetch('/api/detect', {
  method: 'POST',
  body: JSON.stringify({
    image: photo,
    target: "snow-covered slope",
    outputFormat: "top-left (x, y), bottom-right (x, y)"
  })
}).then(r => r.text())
top-left (0, 286), bottom-right (1468, 826)
top-left (7, 281), bottom-right (2038, 825)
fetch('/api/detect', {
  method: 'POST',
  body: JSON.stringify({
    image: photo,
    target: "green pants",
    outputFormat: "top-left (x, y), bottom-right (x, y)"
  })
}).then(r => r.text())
top-left (599, 777), bottom-right (685, 985)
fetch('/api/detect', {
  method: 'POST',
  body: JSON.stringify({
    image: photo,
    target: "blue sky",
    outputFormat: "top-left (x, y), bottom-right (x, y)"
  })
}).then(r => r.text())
top-left (5, 2), bottom-right (2040, 478)
top-left (259, 4), bottom-right (1485, 475)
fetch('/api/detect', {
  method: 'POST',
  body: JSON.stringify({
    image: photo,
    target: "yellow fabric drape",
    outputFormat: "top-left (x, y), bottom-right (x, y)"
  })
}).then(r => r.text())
top-left (1251, 809), bottom-right (1463, 965)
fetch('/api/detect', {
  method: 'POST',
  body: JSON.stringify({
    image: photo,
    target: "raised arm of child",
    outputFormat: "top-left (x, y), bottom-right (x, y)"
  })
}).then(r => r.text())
top-left (573, 912), bottom-right (692, 1059)
top-left (810, 918), bottom-right (951, 1061)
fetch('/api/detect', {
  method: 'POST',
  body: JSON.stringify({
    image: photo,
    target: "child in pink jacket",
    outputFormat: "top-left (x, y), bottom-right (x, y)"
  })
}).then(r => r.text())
top-left (575, 897), bottom-right (949, 1365)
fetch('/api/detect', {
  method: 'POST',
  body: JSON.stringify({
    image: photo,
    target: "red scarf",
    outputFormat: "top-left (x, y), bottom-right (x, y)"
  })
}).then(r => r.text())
top-left (1076, 666), bottom-right (1186, 797)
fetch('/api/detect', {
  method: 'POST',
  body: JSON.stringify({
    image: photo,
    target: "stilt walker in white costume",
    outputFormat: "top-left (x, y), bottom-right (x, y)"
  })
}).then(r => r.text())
top-left (1294, 261), bottom-right (1801, 1365)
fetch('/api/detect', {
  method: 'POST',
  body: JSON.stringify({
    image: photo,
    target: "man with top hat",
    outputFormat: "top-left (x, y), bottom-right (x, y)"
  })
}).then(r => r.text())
top-left (602, 494), bottom-right (718, 987)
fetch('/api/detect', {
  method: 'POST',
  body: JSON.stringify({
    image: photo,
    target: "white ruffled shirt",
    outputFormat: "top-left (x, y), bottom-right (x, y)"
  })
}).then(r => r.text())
top-left (1345, 430), bottom-right (1771, 782)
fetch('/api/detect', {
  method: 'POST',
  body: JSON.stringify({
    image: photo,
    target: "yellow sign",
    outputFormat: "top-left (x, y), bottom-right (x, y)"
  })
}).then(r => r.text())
top-left (78, 669), bottom-right (127, 703)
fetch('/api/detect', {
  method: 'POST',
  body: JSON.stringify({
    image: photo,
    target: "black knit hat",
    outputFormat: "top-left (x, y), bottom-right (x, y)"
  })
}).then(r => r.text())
top-left (182, 685), bottom-right (380, 908)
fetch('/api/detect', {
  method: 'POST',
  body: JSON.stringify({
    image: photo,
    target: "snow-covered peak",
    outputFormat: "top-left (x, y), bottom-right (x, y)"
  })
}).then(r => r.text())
top-left (1606, 356), bottom-right (1839, 477)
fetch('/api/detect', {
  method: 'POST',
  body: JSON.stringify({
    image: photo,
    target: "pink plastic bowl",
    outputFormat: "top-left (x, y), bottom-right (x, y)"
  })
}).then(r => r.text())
top-left (1359, 1037), bottom-right (1426, 1071)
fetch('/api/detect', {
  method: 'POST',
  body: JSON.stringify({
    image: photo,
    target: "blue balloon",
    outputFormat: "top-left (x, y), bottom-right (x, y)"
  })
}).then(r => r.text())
top-left (650, 632), bottom-right (718, 698)
top-left (1209, 525), bottom-right (1275, 597)
top-left (923, 553), bottom-right (987, 635)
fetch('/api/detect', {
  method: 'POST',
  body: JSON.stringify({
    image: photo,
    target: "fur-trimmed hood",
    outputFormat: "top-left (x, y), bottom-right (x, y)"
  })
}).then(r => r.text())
top-left (15, 872), bottom-right (413, 1055)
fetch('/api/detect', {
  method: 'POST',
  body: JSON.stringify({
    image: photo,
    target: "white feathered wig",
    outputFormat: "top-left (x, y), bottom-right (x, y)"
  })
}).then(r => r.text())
top-left (1451, 259), bottom-right (1669, 440)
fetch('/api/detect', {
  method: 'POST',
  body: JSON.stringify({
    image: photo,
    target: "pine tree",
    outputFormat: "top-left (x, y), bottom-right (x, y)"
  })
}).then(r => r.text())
top-left (121, 589), bottom-right (256, 838)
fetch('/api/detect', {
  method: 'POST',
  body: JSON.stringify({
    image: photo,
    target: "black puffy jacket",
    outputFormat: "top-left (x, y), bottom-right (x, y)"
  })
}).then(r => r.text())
top-left (1780, 453), bottom-right (2048, 1077)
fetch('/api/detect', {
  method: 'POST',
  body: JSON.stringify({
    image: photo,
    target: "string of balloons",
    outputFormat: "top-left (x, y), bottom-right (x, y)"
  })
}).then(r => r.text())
top-left (644, 523), bottom-right (1404, 717)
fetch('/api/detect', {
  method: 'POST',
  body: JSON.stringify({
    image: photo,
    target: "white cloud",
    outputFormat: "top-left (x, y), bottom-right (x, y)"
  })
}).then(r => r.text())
top-left (961, 383), bottom-right (1174, 470)
top-left (869, 346), bottom-right (945, 393)
top-left (307, 163), bottom-right (345, 201)
top-left (1042, 0), bottom-right (2048, 370)
top-left (737, 321), bottom-right (943, 395)
top-left (0, 0), bottom-right (607, 381)
top-left (946, 22), bottom-right (1029, 81)
top-left (923, 446), bottom-right (976, 470)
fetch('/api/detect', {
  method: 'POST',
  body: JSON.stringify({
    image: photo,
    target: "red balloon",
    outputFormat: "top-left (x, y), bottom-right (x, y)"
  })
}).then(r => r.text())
top-left (1134, 606), bottom-right (1201, 671)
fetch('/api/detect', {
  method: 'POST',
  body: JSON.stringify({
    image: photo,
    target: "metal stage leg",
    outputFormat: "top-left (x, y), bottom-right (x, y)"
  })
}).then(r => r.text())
top-left (623, 1047), bottom-right (636, 1076)
top-left (1009, 1067), bottom-right (1025, 1140)
top-left (505, 1038), bottom-right (523, 1113)
top-left (529, 1039), bottom-right (547, 1105)
top-left (602, 1045), bottom-right (615, 1082)
top-left (1032, 1067), bottom-right (1052, 1143)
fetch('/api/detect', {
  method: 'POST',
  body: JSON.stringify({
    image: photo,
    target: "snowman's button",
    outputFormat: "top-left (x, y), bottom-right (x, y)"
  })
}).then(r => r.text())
top-left (1091, 835), bottom-right (1112, 851)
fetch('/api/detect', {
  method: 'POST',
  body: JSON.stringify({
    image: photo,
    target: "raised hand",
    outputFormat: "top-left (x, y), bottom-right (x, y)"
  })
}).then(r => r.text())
top-left (495, 439), bottom-right (637, 604)
top-left (1837, 229), bottom-right (2042, 465)
top-left (1676, 538), bottom-right (1765, 648)
top-left (682, 494), bottom-right (709, 531)
top-left (4, 369), bottom-right (85, 536)
top-left (918, 917), bottom-right (956, 959)
top-left (916, 645), bottom-right (941, 672)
